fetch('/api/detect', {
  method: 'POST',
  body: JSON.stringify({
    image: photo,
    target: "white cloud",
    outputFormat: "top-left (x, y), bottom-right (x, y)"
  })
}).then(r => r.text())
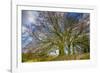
top-left (27, 11), bottom-right (37, 24)
top-left (22, 26), bottom-right (28, 33)
top-left (22, 10), bottom-right (42, 27)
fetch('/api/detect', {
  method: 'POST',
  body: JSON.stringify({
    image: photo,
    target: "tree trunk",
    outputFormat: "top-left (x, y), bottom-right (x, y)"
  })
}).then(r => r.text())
top-left (72, 45), bottom-right (75, 55)
top-left (59, 45), bottom-right (65, 56)
top-left (68, 48), bottom-right (71, 55)
top-left (67, 45), bottom-right (71, 55)
top-left (59, 48), bottom-right (65, 56)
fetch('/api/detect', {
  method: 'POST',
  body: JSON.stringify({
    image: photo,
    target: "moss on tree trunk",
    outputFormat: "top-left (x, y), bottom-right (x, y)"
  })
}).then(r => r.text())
top-left (59, 48), bottom-right (65, 56)
top-left (59, 45), bottom-right (65, 56)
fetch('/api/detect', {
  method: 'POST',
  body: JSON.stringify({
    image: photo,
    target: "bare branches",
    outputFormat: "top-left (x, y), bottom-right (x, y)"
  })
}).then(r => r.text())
top-left (23, 11), bottom-right (90, 56)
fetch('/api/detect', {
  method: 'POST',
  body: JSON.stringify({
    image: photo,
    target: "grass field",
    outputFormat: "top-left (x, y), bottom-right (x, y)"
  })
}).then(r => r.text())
top-left (22, 53), bottom-right (90, 62)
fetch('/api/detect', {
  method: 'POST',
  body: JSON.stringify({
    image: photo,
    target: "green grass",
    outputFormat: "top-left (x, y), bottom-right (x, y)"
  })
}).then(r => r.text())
top-left (22, 53), bottom-right (90, 62)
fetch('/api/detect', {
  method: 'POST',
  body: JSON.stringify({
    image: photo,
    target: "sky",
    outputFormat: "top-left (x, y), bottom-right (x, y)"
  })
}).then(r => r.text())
top-left (22, 10), bottom-right (40, 48)
top-left (22, 10), bottom-right (84, 48)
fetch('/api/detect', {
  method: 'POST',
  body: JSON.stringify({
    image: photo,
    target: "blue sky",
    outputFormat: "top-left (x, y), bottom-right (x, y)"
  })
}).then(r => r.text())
top-left (22, 10), bottom-right (84, 48)
top-left (67, 12), bottom-right (83, 20)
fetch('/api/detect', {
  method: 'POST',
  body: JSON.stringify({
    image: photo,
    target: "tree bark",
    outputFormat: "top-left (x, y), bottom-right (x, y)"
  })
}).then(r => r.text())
top-left (72, 45), bottom-right (75, 55)
top-left (67, 45), bottom-right (71, 55)
top-left (68, 48), bottom-right (71, 55)
top-left (59, 45), bottom-right (65, 56)
top-left (59, 48), bottom-right (65, 56)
